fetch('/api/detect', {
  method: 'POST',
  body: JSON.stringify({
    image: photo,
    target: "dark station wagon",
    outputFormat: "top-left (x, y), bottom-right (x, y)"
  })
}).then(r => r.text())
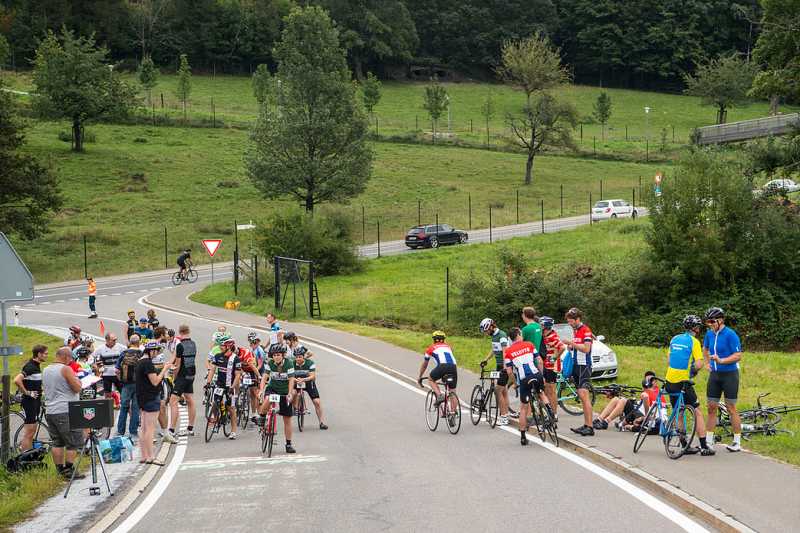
top-left (405, 224), bottom-right (468, 249)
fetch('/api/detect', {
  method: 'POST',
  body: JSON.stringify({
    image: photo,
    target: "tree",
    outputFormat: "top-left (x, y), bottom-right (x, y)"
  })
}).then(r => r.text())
top-left (684, 53), bottom-right (757, 124)
top-left (507, 93), bottom-right (579, 185)
top-left (498, 33), bottom-right (571, 106)
top-left (593, 92), bottom-right (612, 140)
top-left (0, 84), bottom-right (62, 239)
top-left (749, 0), bottom-right (800, 114)
top-left (361, 72), bottom-right (381, 115)
top-left (138, 54), bottom-right (159, 106)
top-left (0, 34), bottom-right (9, 69)
top-left (481, 91), bottom-right (495, 148)
top-left (175, 53), bottom-right (191, 121)
top-left (252, 63), bottom-right (273, 106)
top-left (246, 6), bottom-right (373, 213)
top-left (32, 28), bottom-right (137, 152)
top-left (130, 0), bottom-right (172, 59)
top-left (422, 79), bottom-right (448, 145)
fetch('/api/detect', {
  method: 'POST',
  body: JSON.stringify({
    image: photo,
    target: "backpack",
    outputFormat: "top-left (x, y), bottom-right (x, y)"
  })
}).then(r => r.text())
top-left (119, 349), bottom-right (141, 384)
top-left (6, 446), bottom-right (47, 473)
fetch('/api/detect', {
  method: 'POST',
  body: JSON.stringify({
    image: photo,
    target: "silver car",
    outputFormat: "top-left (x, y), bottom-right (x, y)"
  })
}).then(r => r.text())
top-left (554, 323), bottom-right (618, 379)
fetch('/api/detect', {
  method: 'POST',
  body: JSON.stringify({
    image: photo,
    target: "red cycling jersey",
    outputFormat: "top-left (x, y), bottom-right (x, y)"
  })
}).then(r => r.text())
top-left (237, 347), bottom-right (257, 373)
top-left (542, 329), bottom-right (564, 371)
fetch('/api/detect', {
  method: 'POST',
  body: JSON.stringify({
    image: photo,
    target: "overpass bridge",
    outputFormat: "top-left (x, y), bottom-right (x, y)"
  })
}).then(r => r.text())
top-left (695, 112), bottom-right (800, 144)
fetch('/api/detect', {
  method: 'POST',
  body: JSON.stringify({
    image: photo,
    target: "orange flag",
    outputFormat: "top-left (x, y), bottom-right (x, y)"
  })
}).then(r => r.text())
top-left (99, 320), bottom-right (106, 337)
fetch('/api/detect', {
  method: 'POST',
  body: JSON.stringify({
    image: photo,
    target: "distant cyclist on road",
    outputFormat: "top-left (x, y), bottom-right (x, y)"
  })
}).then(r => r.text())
top-left (703, 307), bottom-right (743, 452)
top-left (479, 318), bottom-right (512, 426)
top-left (417, 331), bottom-right (458, 409)
top-left (177, 249), bottom-right (192, 280)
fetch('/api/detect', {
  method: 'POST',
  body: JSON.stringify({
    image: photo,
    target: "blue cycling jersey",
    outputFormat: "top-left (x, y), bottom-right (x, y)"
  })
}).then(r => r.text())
top-left (703, 326), bottom-right (741, 372)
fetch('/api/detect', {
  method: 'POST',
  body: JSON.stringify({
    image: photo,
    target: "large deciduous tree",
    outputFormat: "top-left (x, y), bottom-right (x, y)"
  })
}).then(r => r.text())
top-left (246, 6), bottom-right (373, 213)
top-left (32, 27), bottom-right (137, 152)
top-left (683, 53), bottom-right (757, 124)
top-left (749, 0), bottom-right (800, 113)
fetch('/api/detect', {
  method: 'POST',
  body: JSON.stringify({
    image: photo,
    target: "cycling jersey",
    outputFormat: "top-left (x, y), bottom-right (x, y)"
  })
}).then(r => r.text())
top-left (521, 322), bottom-right (543, 354)
top-left (126, 319), bottom-right (136, 340)
top-left (20, 359), bottom-right (43, 393)
top-left (93, 343), bottom-right (126, 377)
top-left (208, 345), bottom-right (221, 363)
top-left (294, 359), bottom-right (316, 379)
top-left (491, 329), bottom-right (510, 366)
top-left (267, 323), bottom-right (281, 346)
top-left (266, 359), bottom-right (294, 395)
top-left (570, 323), bottom-right (593, 366)
top-left (424, 342), bottom-right (457, 366)
top-left (175, 338), bottom-right (197, 379)
top-left (503, 340), bottom-right (540, 381)
top-left (177, 252), bottom-right (190, 265)
top-left (64, 335), bottom-right (81, 349)
top-left (237, 347), bottom-right (257, 373)
top-left (703, 326), bottom-right (741, 372)
top-left (666, 332), bottom-right (702, 383)
top-left (211, 352), bottom-right (241, 388)
top-left (542, 329), bottom-right (564, 371)
top-left (251, 345), bottom-right (266, 371)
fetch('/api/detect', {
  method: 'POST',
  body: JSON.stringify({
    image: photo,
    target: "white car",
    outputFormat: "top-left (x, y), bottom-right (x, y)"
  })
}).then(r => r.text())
top-left (764, 179), bottom-right (800, 194)
top-left (554, 323), bottom-right (618, 379)
top-left (591, 199), bottom-right (638, 221)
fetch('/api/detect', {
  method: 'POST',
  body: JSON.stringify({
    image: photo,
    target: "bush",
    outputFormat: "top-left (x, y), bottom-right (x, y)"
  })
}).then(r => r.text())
top-left (257, 207), bottom-right (361, 276)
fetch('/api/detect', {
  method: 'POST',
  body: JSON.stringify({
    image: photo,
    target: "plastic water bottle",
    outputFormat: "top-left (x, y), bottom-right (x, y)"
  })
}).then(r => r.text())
top-left (742, 423), bottom-right (755, 432)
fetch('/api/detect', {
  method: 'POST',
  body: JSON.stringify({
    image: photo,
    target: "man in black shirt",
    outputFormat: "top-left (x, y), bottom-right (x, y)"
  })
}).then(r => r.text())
top-left (169, 324), bottom-right (197, 437)
top-left (14, 345), bottom-right (48, 451)
top-left (125, 309), bottom-right (136, 343)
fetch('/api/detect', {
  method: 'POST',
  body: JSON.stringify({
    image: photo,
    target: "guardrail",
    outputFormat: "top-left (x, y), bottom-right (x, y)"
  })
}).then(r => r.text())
top-left (696, 113), bottom-right (800, 144)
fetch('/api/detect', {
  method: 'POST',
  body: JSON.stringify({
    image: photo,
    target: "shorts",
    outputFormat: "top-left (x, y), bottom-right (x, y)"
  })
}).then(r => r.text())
top-left (572, 364), bottom-right (592, 390)
top-left (298, 381), bottom-right (320, 400)
top-left (707, 371), bottom-right (739, 404)
top-left (140, 399), bottom-right (161, 413)
top-left (45, 413), bottom-right (83, 450)
top-left (543, 368), bottom-right (557, 384)
top-left (212, 385), bottom-right (233, 406)
top-left (519, 374), bottom-right (544, 404)
top-left (666, 380), bottom-right (699, 408)
top-left (172, 375), bottom-right (194, 396)
top-left (265, 389), bottom-right (293, 417)
top-left (494, 363), bottom-right (509, 387)
top-left (21, 395), bottom-right (41, 424)
top-left (177, 259), bottom-right (186, 268)
top-left (622, 399), bottom-right (637, 422)
top-left (102, 376), bottom-right (121, 395)
top-left (430, 363), bottom-right (458, 389)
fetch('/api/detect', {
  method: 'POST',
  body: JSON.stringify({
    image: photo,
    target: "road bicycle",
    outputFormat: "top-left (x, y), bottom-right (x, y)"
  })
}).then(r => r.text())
top-left (555, 372), bottom-right (596, 416)
top-left (260, 393), bottom-right (283, 457)
top-left (469, 366), bottom-right (499, 427)
top-left (294, 381), bottom-right (311, 432)
top-left (715, 392), bottom-right (798, 441)
top-left (528, 393), bottom-right (559, 447)
top-left (9, 394), bottom-right (51, 453)
top-left (171, 266), bottom-right (198, 286)
top-left (236, 375), bottom-right (255, 431)
top-left (204, 386), bottom-right (232, 442)
top-left (633, 377), bottom-right (696, 459)
top-left (422, 374), bottom-right (461, 435)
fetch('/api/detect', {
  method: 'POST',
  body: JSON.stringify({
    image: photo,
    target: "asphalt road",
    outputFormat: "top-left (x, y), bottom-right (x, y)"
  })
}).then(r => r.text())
top-left (13, 282), bottom-right (708, 533)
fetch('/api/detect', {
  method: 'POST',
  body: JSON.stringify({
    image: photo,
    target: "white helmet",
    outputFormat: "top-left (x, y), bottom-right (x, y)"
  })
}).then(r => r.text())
top-left (479, 318), bottom-right (494, 333)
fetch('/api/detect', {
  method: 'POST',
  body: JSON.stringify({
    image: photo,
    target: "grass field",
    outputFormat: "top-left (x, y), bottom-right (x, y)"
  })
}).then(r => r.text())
top-left (12, 119), bottom-right (660, 282)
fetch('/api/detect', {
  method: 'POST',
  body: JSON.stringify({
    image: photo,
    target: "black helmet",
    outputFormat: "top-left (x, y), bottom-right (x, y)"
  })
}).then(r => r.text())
top-left (294, 346), bottom-right (308, 357)
top-left (539, 316), bottom-right (555, 329)
top-left (682, 315), bottom-right (702, 330)
top-left (74, 347), bottom-right (92, 359)
top-left (268, 343), bottom-right (287, 356)
top-left (284, 331), bottom-right (297, 342)
top-left (704, 307), bottom-right (725, 321)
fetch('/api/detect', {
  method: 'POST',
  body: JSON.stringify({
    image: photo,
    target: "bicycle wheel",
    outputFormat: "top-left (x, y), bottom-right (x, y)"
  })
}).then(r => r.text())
top-left (486, 389), bottom-right (499, 428)
top-left (425, 390), bottom-right (439, 431)
top-left (297, 393), bottom-right (305, 432)
top-left (205, 402), bottom-right (220, 442)
top-left (633, 402), bottom-right (658, 453)
top-left (530, 403), bottom-right (546, 442)
top-left (222, 405), bottom-right (232, 437)
top-left (665, 406), bottom-right (696, 460)
top-left (187, 269), bottom-right (199, 283)
top-left (469, 385), bottom-right (484, 426)
top-left (13, 419), bottom-right (51, 453)
top-left (446, 392), bottom-right (461, 435)
top-left (240, 394), bottom-right (250, 430)
top-left (266, 413), bottom-right (276, 458)
top-left (204, 387), bottom-right (214, 419)
top-left (557, 380), bottom-right (583, 416)
top-left (544, 403), bottom-right (559, 447)
top-left (260, 421), bottom-right (269, 453)
top-left (171, 272), bottom-right (182, 286)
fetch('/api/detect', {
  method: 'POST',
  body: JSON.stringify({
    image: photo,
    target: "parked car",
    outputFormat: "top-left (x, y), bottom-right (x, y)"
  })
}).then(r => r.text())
top-left (405, 224), bottom-right (468, 249)
top-left (763, 179), bottom-right (800, 194)
top-left (553, 323), bottom-right (618, 379)
top-left (591, 199), bottom-right (638, 221)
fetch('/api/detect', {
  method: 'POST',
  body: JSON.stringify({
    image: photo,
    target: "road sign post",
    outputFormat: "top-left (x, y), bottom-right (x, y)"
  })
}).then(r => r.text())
top-left (201, 239), bottom-right (222, 285)
top-left (0, 233), bottom-right (34, 463)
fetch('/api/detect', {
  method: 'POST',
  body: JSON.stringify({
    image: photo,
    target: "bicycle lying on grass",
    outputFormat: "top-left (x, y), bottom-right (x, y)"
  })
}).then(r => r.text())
top-left (715, 392), bottom-right (799, 442)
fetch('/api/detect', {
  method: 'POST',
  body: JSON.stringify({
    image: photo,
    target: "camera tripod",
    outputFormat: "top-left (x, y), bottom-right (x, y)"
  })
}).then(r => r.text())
top-left (64, 429), bottom-right (113, 498)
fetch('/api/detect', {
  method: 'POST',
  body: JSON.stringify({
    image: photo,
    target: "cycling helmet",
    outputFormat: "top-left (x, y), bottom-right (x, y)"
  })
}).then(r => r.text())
top-left (74, 346), bottom-right (91, 359)
top-left (683, 314), bottom-right (703, 330)
top-left (138, 317), bottom-right (148, 323)
top-left (704, 307), bottom-right (725, 321)
top-left (268, 343), bottom-right (287, 356)
top-left (222, 339), bottom-right (236, 350)
top-left (247, 332), bottom-right (260, 343)
top-left (432, 330), bottom-right (446, 341)
top-left (81, 336), bottom-right (94, 347)
top-left (127, 309), bottom-right (135, 315)
top-left (284, 331), bottom-right (297, 342)
top-left (294, 346), bottom-right (308, 357)
top-left (143, 341), bottom-right (162, 353)
top-left (479, 318), bottom-right (494, 333)
top-left (69, 325), bottom-right (81, 335)
top-left (539, 316), bottom-right (555, 329)
top-left (212, 332), bottom-right (230, 345)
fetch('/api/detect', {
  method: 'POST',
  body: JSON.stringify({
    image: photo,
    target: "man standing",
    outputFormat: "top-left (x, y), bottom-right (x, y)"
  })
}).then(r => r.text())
top-left (93, 333), bottom-right (126, 408)
top-left (116, 335), bottom-right (142, 441)
top-left (14, 345), bottom-right (48, 451)
top-left (169, 325), bottom-right (197, 437)
top-left (42, 347), bottom-right (85, 479)
top-left (703, 307), bottom-right (744, 452)
top-left (479, 318), bottom-right (512, 426)
top-left (521, 307), bottom-right (542, 352)
top-left (134, 317), bottom-right (154, 340)
top-left (125, 310), bottom-right (137, 343)
top-left (265, 312), bottom-right (283, 349)
top-left (564, 308), bottom-right (595, 437)
top-left (87, 277), bottom-right (97, 318)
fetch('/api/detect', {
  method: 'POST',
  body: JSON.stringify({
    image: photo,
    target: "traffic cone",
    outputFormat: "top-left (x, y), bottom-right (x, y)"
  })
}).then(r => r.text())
top-left (99, 320), bottom-right (106, 337)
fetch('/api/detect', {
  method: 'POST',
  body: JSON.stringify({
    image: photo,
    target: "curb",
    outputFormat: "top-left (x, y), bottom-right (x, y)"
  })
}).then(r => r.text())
top-left (143, 294), bottom-right (754, 533)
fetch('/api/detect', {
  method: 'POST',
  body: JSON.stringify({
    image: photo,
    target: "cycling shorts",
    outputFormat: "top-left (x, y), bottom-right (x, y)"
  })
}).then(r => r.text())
top-left (177, 259), bottom-right (186, 268)
top-left (494, 363), bottom-right (509, 387)
top-left (172, 376), bottom-right (194, 396)
top-left (707, 371), bottom-right (739, 404)
top-left (430, 363), bottom-right (458, 389)
top-left (265, 388), bottom-right (293, 417)
top-left (572, 364), bottom-right (592, 390)
top-left (519, 374), bottom-right (544, 404)
top-left (543, 368), bottom-right (557, 384)
top-left (297, 380), bottom-right (320, 400)
top-left (21, 396), bottom-right (41, 424)
top-left (666, 380), bottom-right (699, 409)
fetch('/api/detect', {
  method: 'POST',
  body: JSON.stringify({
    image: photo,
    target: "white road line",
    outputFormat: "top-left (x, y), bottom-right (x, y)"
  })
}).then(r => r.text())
top-left (17, 308), bottom-right (127, 324)
top-left (70, 298), bottom-right (81, 301)
top-left (112, 293), bottom-right (121, 296)
top-left (55, 299), bottom-right (65, 303)
top-left (140, 297), bottom-right (707, 533)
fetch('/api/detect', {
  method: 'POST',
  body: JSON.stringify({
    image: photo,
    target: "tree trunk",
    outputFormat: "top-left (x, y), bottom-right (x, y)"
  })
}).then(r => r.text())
top-left (769, 95), bottom-right (780, 115)
top-left (305, 191), bottom-right (314, 213)
top-left (72, 118), bottom-right (83, 152)
top-left (524, 153), bottom-right (534, 185)
top-left (353, 55), bottom-right (364, 82)
top-left (432, 119), bottom-right (437, 145)
top-left (717, 105), bottom-right (727, 125)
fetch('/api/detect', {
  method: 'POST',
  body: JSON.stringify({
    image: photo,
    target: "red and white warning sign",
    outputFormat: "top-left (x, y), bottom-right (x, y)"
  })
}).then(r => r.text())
top-left (201, 239), bottom-right (222, 257)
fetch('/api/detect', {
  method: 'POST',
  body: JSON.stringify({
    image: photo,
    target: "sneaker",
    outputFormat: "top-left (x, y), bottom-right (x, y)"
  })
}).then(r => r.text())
top-left (508, 411), bottom-right (520, 420)
top-left (520, 434), bottom-right (529, 446)
top-left (592, 419), bottom-right (608, 430)
top-left (59, 466), bottom-right (86, 480)
top-left (177, 429), bottom-right (192, 437)
top-left (701, 447), bottom-right (716, 456)
top-left (162, 431), bottom-right (178, 444)
top-left (508, 407), bottom-right (518, 416)
top-left (319, 423), bottom-right (329, 430)
top-left (285, 443), bottom-right (296, 454)
top-left (614, 420), bottom-right (623, 431)
top-left (228, 432), bottom-right (237, 440)
top-left (726, 442), bottom-right (742, 453)
top-left (571, 425), bottom-right (595, 436)
top-left (499, 416), bottom-right (509, 426)
top-left (683, 446), bottom-right (700, 455)
top-left (434, 394), bottom-right (445, 407)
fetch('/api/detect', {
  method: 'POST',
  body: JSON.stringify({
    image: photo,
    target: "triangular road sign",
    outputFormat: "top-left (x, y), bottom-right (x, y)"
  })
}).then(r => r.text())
top-left (201, 239), bottom-right (222, 257)
top-left (0, 232), bottom-right (34, 301)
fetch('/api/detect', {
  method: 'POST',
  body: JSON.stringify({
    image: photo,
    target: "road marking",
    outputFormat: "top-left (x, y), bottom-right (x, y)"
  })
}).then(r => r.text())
top-left (140, 297), bottom-right (707, 533)
top-left (70, 298), bottom-right (80, 301)
top-left (112, 293), bottom-right (121, 296)
top-left (17, 307), bottom-right (127, 324)
top-left (180, 455), bottom-right (327, 471)
top-left (55, 299), bottom-right (65, 303)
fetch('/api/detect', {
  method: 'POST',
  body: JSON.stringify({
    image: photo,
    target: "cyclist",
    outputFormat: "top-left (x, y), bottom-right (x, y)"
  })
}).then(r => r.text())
top-left (539, 316), bottom-right (565, 420)
top-left (125, 309), bottom-right (137, 342)
top-left (134, 317), bottom-right (154, 340)
top-left (703, 307), bottom-right (743, 452)
top-left (666, 315), bottom-right (714, 456)
top-left (207, 338), bottom-right (243, 440)
top-left (92, 333), bottom-right (126, 408)
top-left (417, 331), bottom-right (458, 411)
top-left (235, 340), bottom-right (261, 419)
top-left (479, 318), bottom-right (512, 426)
top-left (207, 331), bottom-right (229, 379)
top-left (170, 325), bottom-right (197, 437)
top-left (293, 346), bottom-right (328, 430)
top-left (14, 345), bottom-right (48, 451)
top-left (248, 332), bottom-right (266, 373)
top-left (284, 331), bottom-right (299, 358)
top-left (177, 249), bottom-right (192, 280)
top-left (64, 325), bottom-right (82, 350)
top-left (503, 327), bottom-right (548, 446)
top-left (258, 343), bottom-right (296, 454)
top-left (147, 309), bottom-right (160, 331)
top-left (564, 307), bottom-right (595, 437)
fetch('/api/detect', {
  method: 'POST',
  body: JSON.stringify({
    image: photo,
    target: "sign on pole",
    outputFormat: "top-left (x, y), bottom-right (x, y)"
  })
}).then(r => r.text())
top-left (0, 232), bottom-right (35, 463)
top-left (201, 239), bottom-right (222, 284)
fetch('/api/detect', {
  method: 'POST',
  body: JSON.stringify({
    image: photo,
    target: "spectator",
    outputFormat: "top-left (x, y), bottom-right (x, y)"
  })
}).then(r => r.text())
top-left (125, 309), bottom-right (137, 343)
top-left (42, 347), bottom-right (85, 479)
top-left (152, 327), bottom-right (177, 444)
top-left (169, 324), bottom-right (197, 437)
top-left (87, 277), bottom-right (97, 318)
top-left (116, 335), bottom-right (142, 442)
top-left (134, 317), bottom-right (154, 340)
top-left (92, 333), bottom-right (126, 408)
top-left (14, 345), bottom-right (48, 451)
top-left (136, 342), bottom-right (173, 465)
top-left (146, 309), bottom-right (160, 331)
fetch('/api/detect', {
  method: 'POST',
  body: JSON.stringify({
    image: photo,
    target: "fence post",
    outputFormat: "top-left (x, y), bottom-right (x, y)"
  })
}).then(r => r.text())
top-left (541, 200), bottom-right (545, 234)
top-left (489, 206), bottom-right (493, 243)
top-left (560, 184), bottom-right (563, 217)
top-left (233, 249), bottom-right (239, 296)
top-left (672, 125), bottom-right (675, 143)
top-left (580, 123), bottom-right (583, 141)
top-left (308, 263), bottom-right (315, 318)
top-left (361, 205), bottom-right (365, 245)
top-left (274, 257), bottom-right (280, 311)
top-left (164, 227), bottom-right (168, 269)
top-left (445, 266), bottom-right (450, 322)
top-left (254, 255), bottom-right (259, 297)
top-left (416, 115), bottom-right (418, 130)
top-left (418, 199), bottom-right (421, 226)
top-left (470, 119), bottom-right (473, 133)
top-left (626, 125), bottom-right (628, 141)
top-left (377, 221), bottom-right (381, 258)
top-left (639, 176), bottom-right (642, 202)
top-left (646, 139), bottom-right (649, 162)
top-left (632, 187), bottom-right (636, 212)
top-left (516, 189), bottom-right (519, 224)
top-left (435, 213), bottom-right (439, 246)
top-left (589, 192), bottom-right (593, 226)
top-left (152, 102), bottom-right (156, 126)
top-left (600, 179), bottom-right (603, 200)
top-left (593, 136), bottom-right (596, 156)
top-left (468, 194), bottom-right (472, 229)
top-left (212, 98), bottom-right (216, 128)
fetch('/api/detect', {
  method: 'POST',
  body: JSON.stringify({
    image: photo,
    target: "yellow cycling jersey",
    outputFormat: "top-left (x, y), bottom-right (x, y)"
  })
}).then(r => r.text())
top-left (666, 333), bottom-right (703, 383)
